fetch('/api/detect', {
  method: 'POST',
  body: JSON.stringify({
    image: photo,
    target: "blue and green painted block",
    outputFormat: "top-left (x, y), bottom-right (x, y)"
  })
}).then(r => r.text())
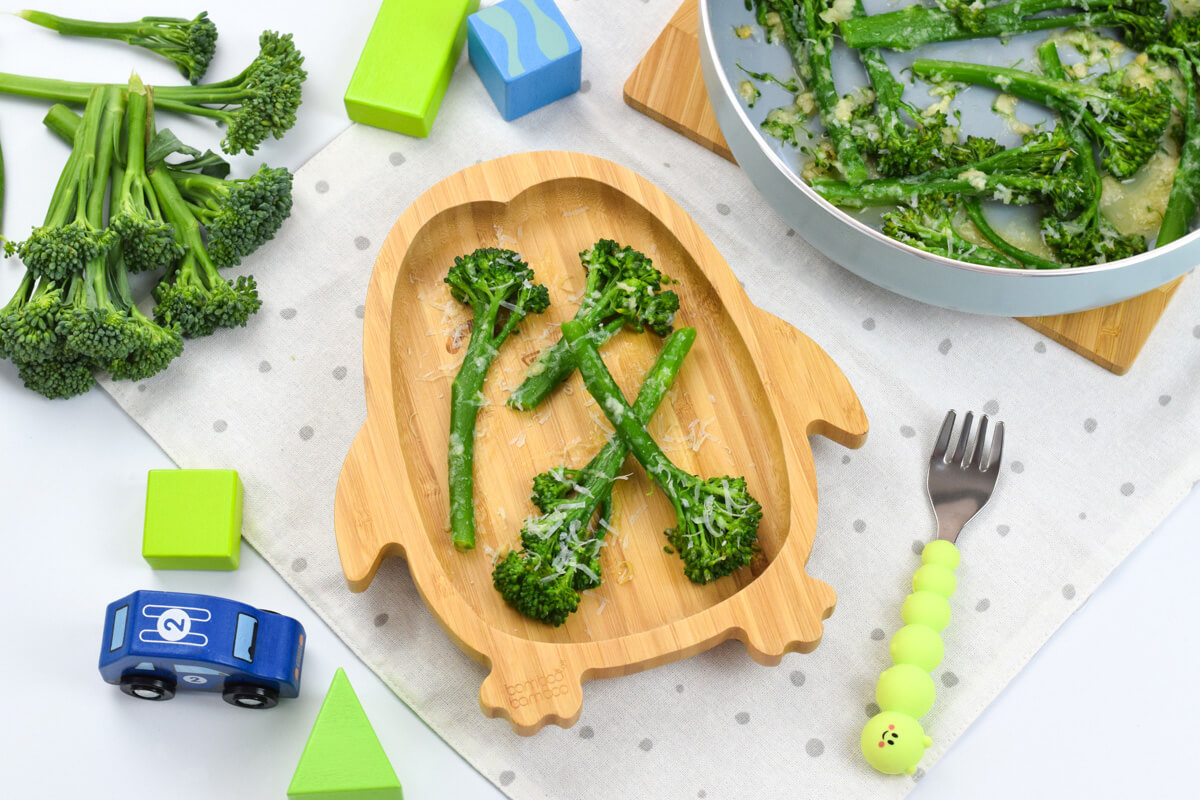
top-left (467, 0), bottom-right (581, 121)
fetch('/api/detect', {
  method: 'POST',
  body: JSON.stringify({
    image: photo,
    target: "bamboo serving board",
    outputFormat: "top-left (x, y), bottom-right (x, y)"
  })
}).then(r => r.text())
top-left (624, 0), bottom-right (1182, 375)
top-left (334, 150), bottom-right (868, 735)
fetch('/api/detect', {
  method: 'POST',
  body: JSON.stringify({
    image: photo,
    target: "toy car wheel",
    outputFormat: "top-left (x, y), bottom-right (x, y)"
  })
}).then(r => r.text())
top-left (223, 683), bottom-right (279, 709)
top-left (120, 674), bottom-right (176, 702)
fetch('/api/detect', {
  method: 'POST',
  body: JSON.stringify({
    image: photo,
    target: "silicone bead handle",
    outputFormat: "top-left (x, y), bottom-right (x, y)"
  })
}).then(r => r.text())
top-left (861, 539), bottom-right (960, 775)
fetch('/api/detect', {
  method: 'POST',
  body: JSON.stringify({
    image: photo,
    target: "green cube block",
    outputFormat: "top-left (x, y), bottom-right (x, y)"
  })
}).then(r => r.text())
top-left (143, 470), bottom-right (243, 570)
top-left (344, 0), bottom-right (480, 137)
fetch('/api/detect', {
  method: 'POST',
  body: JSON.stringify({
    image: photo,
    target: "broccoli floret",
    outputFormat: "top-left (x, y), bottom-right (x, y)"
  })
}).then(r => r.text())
top-left (14, 355), bottom-right (94, 399)
top-left (530, 467), bottom-right (583, 514)
top-left (106, 251), bottom-right (183, 381)
top-left (18, 10), bottom-right (218, 84)
top-left (0, 30), bottom-right (306, 155)
top-left (1035, 42), bottom-right (1147, 265)
top-left (0, 273), bottom-right (64, 363)
top-left (507, 239), bottom-right (678, 411)
top-left (841, 0), bottom-right (1167, 52)
top-left (170, 165), bottom-right (294, 267)
top-left (149, 164), bottom-right (262, 338)
top-left (562, 319), bottom-right (762, 584)
top-left (882, 198), bottom-right (1019, 268)
top-left (912, 59), bottom-right (1172, 179)
top-left (813, 128), bottom-right (1088, 217)
top-left (495, 328), bottom-right (697, 625)
top-left (444, 248), bottom-right (551, 551)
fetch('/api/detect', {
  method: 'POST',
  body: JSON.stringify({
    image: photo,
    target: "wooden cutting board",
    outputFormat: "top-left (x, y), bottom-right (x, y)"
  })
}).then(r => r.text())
top-left (623, 0), bottom-right (1183, 375)
top-left (334, 150), bottom-right (868, 735)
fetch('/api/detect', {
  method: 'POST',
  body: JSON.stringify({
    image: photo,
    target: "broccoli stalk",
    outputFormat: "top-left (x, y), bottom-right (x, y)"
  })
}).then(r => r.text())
top-left (962, 199), bottom-right (1062, 270)
top-left (0, 31), bottom-right (305, 155)
top-left (1034, 42), bottom-right (1146, 265)
top-left (840, 0), bottom-right (1166, 52)
top-left (813, 128), bottom-right (1087, 217)
top-left (110, 77), bottom-right (183, 275)
top-left (17, 9), bottom-right (217, 84)
top-left (42, 97), bottom-right (293, 269)
top-left (493, 327), bottom-right (697, 625)
top-left (506, 240), bottom-right (678, 411)
top-left (911, 59), bottom-right (1171, 179)
top-left (445, 249), bottom-right (551, 550)
top-left (15, 85), bottom-right (114, 284)
top-left (561, 320), bottom-right (763, 585)
top-left (1153, 44), bottom-right (1200, 247)
top-left (149, 158), bottom-right (263, 338)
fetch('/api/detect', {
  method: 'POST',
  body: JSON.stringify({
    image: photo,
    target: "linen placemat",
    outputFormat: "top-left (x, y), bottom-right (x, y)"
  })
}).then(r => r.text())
top-left (100, 2), bottom-right (1200, 797)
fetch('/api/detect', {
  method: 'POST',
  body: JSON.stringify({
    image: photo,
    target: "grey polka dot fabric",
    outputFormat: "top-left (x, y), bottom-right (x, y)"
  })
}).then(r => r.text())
top-left (92, 34), bottom-right (1200, 798)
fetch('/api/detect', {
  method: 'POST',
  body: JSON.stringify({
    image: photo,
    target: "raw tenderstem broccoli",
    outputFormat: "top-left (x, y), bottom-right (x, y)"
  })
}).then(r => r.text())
top-left (17, 9), bottom-right (218, 84)
top-left (15, 86), bottom-right (114, 284)
top-left (0, 30), bottom-right (305, 155)
top-left (506, 239), bottom-right (679, 411)
top-left (149, 161), bottom-right (263, 338)
top-left (445, 248), bottom-right (551, 551)
top-left (911, 58), bottom-right (1172, 179)
top-left (1035, 42), bottom-right (1146, 265)
top-left (170, 165), bottom-right (294, 267)
top-left (0, 84), bottom-right (176, 398)
top-left (813, 128), bottom-right (1087, 217)
top-left (493, 327), bottom-right (697, 625)
top-left (839, 0), bottom-right (1167, 52)
top-left (561, 319), bottom-right (763, 585)
top-left (43, 98), bottom-right (294, 270)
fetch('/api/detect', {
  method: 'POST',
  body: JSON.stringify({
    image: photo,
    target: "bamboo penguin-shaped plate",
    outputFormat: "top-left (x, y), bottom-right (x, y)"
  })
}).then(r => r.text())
top-left (334, 151), bottom-right (869, 735)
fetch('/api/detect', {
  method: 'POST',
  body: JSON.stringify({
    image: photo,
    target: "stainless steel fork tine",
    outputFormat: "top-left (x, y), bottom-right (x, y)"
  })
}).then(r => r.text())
top-left (987, 421), bottom-right (1005, 473)
top-left (951, 410), bottom-right (973, 467)
top-left (970, 415), bottom-right (989, 469)
top-left (932, 410), bottom-right (956, 464)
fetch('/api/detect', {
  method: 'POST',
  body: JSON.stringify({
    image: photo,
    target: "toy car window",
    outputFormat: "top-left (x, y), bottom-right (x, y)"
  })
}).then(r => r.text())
top-left (109, 605), bottom-right (129, 652)
top-left (234, 613), bottom-right (258, 663)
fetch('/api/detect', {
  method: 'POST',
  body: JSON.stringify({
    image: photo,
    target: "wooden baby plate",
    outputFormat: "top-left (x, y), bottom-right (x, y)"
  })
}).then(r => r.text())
top-left (334, 150), bottom-right (868, 734)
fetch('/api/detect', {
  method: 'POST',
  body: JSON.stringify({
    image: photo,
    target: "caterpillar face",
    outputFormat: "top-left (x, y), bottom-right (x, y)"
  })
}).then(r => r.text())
top-left (860, 711), bottom-right (934, 775)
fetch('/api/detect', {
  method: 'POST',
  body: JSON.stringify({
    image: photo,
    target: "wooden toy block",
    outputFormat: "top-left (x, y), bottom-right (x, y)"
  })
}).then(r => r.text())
top-left (344, 0), bottom-right (480, 138)
top-left (467, 0), bottom-right (581, 121)
top-left (142, 469), bottom-right (243, 570)
top-left (288, 668), bottom-right (403, 800)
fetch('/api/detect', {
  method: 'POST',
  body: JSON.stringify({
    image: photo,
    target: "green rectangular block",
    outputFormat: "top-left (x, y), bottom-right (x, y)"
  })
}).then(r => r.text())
top-left (344, 0), bottom-right (480, 137)
top-left (143, 470), bottom-right (243, 570)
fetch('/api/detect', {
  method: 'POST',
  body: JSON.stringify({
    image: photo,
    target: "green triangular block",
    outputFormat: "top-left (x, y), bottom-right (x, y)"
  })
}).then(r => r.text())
top-left (288, 668), bottom-right (403, 799)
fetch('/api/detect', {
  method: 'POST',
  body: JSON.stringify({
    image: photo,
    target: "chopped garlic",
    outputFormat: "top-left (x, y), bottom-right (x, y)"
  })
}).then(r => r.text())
top-left (734, 25), bottom-right (753, 39)
top-left (738, 80), bottom-right (760, 107)
top-left (958, 169), bottom-right (988, 192)
top-left (820, 0), bottom-right (856, 24)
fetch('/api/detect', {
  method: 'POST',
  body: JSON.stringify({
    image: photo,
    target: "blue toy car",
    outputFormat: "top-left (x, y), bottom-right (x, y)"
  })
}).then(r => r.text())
top-left (99, 590), bottom-right (305, 709)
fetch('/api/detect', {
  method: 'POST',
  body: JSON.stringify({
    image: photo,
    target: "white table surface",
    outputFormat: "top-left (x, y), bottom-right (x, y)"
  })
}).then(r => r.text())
top-left (0, 3), bottom-right (1195, 797)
